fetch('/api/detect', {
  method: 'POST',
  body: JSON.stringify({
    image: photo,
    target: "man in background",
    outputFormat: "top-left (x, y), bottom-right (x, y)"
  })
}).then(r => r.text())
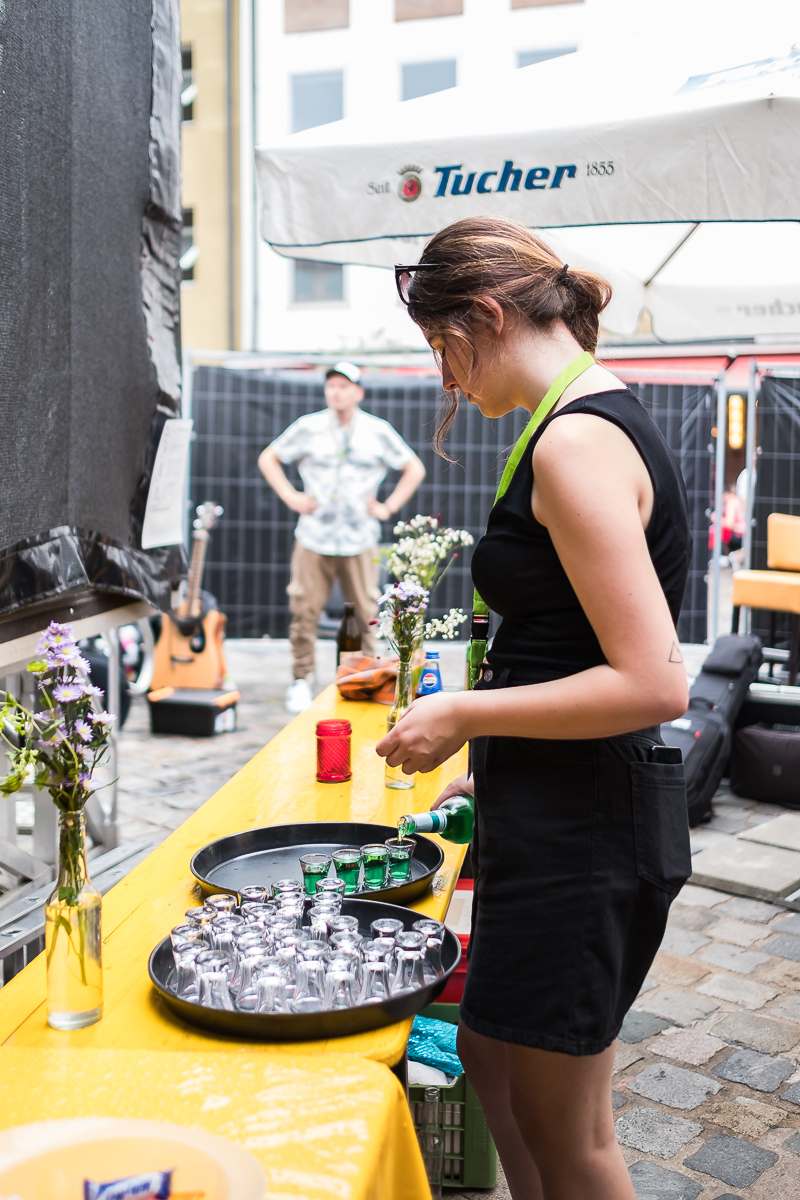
top-left (259, 362), bottom-right (425, 713)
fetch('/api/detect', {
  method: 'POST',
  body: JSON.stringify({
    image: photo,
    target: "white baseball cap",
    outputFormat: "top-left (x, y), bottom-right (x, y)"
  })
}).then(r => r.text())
top-left (325, 361), bottom-right (362, 384)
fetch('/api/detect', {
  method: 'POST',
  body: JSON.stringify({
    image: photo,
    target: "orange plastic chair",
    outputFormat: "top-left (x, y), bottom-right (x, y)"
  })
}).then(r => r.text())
top-left (731, 513), bottom-right (800, 684)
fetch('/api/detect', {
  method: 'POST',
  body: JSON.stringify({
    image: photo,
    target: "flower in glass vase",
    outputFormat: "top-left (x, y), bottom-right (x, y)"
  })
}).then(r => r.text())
top-left (0, 621), bottom-right (115, 1030)
top-left (384, 514), bottom-right (473, 595)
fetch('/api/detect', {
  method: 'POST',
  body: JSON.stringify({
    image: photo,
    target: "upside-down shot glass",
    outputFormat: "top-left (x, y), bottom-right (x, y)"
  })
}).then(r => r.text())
top-left (316, 719), bottom-right (352, 783)
top-left (299, 852), bottom-right (332, 896)
top-left (360, 844), bottom-right (389, 890)
top-left (206, 893), bottom-right (238, 914)
top-left (385, 837), bottom-right (416, 882)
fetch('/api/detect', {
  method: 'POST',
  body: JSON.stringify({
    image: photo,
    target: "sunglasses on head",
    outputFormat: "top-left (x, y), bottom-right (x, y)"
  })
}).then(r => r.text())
top-left (394, 262), bottom-right (443, 305)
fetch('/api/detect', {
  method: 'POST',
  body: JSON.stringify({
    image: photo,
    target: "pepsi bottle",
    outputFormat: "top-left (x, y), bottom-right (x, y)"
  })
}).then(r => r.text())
top-left (416, 651), bottom-right (442, 697)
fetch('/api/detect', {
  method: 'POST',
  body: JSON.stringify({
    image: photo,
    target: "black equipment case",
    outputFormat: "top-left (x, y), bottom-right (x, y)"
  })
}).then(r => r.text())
top-left (731, 724), bottom-right (800, 809)
top-left (147, 687), bottom-right (239, 737)
top-left (661, 635), bottom-right (762, 826)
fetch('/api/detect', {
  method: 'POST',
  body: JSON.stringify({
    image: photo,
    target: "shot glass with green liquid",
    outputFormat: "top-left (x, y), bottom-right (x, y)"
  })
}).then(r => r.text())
top-left (385, 837), bottom-right (416, 883)
top-left (299, 852), bottom-right (331, 897)
top-left (360, 843), bottom-right (390, 890)
top-left (331, 848), bottom-right (363, 894)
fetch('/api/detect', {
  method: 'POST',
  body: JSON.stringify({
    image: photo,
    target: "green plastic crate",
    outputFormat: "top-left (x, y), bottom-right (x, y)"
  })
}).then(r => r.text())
top-left (408, 1003), bottom-right (498, 1189)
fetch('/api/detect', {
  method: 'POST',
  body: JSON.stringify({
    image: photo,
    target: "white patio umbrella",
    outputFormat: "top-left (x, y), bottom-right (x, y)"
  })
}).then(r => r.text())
top-left (256, 49), bottom-right (800, 342)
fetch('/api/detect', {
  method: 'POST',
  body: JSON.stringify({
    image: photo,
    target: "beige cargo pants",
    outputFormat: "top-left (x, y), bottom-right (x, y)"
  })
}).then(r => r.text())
top-left (287, 541), bottom-right (380, 680)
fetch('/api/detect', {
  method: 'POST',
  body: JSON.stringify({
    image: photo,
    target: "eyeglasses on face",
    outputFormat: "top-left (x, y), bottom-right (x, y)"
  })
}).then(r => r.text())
top-left (394, 262), bottom-right (442, 305)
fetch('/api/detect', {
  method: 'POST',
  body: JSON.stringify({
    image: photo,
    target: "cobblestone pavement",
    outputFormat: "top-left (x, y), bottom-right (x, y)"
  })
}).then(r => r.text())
top-left (115, 638), bottom-right (800, 1198)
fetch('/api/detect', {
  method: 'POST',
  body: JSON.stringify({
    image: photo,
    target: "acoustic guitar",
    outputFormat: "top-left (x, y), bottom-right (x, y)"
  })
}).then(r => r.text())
top-left (150, 501), bottom-right (228, 690)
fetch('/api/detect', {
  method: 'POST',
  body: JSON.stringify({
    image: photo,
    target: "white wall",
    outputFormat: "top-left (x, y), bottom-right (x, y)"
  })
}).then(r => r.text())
top-left (247, 0), bottom-right (586, 353)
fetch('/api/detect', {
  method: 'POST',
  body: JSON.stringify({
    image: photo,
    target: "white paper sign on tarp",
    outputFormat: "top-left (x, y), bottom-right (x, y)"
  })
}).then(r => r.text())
top-left (141, 418), bottom-right (193, 550)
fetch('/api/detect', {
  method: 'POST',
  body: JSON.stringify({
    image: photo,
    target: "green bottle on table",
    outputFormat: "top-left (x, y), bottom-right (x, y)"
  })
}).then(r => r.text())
top-left (398, 795), bottom-right (474, 844)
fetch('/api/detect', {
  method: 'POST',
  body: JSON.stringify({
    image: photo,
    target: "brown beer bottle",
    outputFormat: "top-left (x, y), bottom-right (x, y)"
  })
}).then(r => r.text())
top-left (336, 602), bottom-right (362, 665)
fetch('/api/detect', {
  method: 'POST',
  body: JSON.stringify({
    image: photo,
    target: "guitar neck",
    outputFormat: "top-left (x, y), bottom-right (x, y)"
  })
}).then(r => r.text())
top-left (182, 530), bottom-right (208, 618)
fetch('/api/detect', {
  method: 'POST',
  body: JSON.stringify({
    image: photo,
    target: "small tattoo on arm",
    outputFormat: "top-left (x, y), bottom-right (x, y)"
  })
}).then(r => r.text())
top-left (669, 642), bottom-right (684, 664)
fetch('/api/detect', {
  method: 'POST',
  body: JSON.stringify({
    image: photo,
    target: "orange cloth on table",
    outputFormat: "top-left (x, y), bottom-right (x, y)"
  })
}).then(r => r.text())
top-left (336, 654), bottom-right (399, 703)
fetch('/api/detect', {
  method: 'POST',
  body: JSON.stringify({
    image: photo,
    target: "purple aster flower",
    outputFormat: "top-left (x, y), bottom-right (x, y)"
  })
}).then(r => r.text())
top-left (81, 682), bottom-right (103, 699)
top-left (38, 622), bottom-right (76, 655)
top-left (53, 682), bottom-right (84, 704)
top-left (74, 718), bottom-right (93, 743)
top-left (89, 710), bottom-right (115, 726)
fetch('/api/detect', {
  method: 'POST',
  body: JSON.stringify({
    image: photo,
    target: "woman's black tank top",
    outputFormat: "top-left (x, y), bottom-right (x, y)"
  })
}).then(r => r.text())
top-left (470, 388), bottom-right (692, 684)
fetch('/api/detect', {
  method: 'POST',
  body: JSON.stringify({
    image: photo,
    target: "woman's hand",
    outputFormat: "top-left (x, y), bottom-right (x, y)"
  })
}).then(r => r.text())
top-left (432, 773), bottom-right (473, 810)
top-left (376, 692), bottom-right (469, 775)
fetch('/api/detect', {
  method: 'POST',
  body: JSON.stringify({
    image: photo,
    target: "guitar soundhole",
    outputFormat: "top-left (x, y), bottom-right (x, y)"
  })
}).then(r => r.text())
top-left (190, 628), bottom-right (206, 655)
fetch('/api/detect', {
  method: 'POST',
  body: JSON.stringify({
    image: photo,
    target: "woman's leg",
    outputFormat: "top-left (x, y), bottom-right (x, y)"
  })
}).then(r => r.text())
top-left (458, 1024), bottom-right (634, 1200)
top-left (457, 1024), bottom-right (543, 1200)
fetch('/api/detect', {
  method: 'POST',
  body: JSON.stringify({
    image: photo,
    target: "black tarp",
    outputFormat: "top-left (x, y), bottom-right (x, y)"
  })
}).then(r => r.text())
top-left (0, 0), bottom-right (185, 642)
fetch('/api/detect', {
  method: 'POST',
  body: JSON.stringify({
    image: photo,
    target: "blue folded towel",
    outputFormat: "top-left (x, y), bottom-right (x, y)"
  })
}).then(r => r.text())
top-left (407, 1015), bottom-right (463, 1077)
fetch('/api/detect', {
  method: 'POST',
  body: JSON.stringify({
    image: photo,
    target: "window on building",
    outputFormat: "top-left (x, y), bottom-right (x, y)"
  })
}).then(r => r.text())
top-left (402, 59), bottom-right (457, 101)
top-left (285, 0), bottom-right (349, 32)
top-left (518, 47), bottom-right (577, 67)
top-left (181, 209), bottom-right (198, 283)
top-left (291, 70), bottom-right (344, 133)
top-left (395, 0), bottom-right (462, 18)
top-left (181, 46), bottom-right (197, 122)
top-left (293, 259), bottom-right (344, 303)
top-left (512, 0), bottom-right (582, 8)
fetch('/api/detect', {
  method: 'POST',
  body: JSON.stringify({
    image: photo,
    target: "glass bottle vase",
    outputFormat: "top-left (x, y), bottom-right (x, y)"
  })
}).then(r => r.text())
top-left (45, 809), bottom-right (103, 1030)
top-left (385, 658), bottom-right (416, 790)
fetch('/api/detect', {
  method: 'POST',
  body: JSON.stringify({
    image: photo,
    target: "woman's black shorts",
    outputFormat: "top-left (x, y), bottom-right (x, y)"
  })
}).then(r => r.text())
top-left (461, 694), bottom-right (691, 1056)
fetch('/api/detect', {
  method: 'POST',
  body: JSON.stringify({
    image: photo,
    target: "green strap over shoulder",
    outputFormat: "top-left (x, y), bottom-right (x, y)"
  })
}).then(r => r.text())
top-left (466, 350), bottom-right (595, 688)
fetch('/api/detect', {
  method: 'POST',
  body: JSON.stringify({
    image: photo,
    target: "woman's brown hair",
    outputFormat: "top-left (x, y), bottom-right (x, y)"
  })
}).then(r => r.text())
top-left (404, 216), bottom-right (612, 454)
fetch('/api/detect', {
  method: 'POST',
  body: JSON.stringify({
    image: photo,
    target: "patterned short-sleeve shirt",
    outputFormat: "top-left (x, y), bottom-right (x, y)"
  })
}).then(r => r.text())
top-left (269, 408), bottom-right (414, 556)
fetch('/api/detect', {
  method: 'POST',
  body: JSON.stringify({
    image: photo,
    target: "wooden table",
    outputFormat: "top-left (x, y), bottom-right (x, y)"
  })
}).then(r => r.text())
top-left (0, 1047), bottom-right (430, 1200)
top-left (0, 686), bottom-right (468, 1067)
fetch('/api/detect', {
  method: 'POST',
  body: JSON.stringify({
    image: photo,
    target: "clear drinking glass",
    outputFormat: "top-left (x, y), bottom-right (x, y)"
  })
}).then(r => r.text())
top-left (241, 901), bottom-right (273, 923)
top-left (199, 971), bottom-right (235, 1010)
top-left (360, 844), bottom-right (389, 890)
top-left (173, 943), bottom-right (203, 1001)
top-left (413, 919), bottom-right (446, 982)
top-left (292, 959), bottom-right (327, 1012)
top-left (391, 930), bottom-right (427, 994)
top-left (185, 906), bottom-right (215, 927)
top-left (331, 848), bottom-right (363, 894)
top-left (323, 964), bottom-right (356, 1009)
top-left (170, 924), bottom-right (206, 949)
top-left (255, 961), bottom-right (289, 1013)
top-left (208, 915), bottom-right (242, 956)
top-left (273, 878), bottom-right (303, 899)
top-left (240, 886), bottom-right (271, 903)
top-left (365, 937), bottom-right (395, 963)
top-left (206, 893), bottom-right (238, 914)
top-left (330, 914), bottom-right (360, 934)
top-left (299, 853), bottom-right (331, 896)
top-left (235, 951), bottom-right (272, 1012)
top-left (360, 960), bottom-right (391, 1005)
top-left (315, 877), bottom-right (346, 905)
top-left (370, 917), bottom-right (404, 941)
top-left (385, 837), bottom-right (416, 883)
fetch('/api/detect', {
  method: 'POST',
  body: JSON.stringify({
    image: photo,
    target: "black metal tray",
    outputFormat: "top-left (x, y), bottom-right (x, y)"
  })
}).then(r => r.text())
top-left (190, 821), bottom-right (445, 906)
top-left (148, 897), bottom-right (461, 1041)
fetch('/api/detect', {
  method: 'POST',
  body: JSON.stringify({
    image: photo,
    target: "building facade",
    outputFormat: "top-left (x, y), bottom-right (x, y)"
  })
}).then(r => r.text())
top-left (180, 0), bottom-right (241, 351)
top-left (239, 0), bottom-right (587, 355)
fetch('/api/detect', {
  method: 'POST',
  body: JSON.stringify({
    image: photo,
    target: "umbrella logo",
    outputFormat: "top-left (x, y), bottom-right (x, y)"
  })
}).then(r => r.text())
top-left (398, 172), bottom-right (422, 202)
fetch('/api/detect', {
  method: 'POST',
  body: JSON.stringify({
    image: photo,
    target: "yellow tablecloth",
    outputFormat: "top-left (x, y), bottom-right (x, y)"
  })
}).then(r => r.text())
top-left (0, 1047), bottom-right (430, 1200)
top-left (0, 686), bottom-right (467, 1066)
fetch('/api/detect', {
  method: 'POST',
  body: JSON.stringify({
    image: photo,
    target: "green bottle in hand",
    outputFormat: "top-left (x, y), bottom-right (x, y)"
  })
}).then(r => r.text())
top-left (398, 795), bottom-right (474, 844)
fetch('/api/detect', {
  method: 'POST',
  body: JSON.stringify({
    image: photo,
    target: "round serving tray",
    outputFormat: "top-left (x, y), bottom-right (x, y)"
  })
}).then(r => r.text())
top-left (190, 821), bottom-right (445, 906)
top-left (148, 897), bottom-right (461, 1041)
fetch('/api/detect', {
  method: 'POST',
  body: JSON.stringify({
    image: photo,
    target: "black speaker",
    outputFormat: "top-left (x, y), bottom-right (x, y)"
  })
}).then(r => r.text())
top-left (0, 0), bottom-right (187, 645)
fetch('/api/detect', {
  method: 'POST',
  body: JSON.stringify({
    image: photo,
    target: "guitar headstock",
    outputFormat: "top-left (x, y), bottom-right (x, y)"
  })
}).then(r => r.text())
top-left (193, 501), bottom-right (224, 534)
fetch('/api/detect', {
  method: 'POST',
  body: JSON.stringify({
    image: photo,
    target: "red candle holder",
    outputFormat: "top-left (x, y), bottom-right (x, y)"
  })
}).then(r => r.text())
top-left (316, 719), bottom-right (352, 783)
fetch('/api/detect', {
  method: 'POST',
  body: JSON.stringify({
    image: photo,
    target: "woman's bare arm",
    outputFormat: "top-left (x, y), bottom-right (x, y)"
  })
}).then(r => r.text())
top-left (376, 415), bottom-right (688, 775)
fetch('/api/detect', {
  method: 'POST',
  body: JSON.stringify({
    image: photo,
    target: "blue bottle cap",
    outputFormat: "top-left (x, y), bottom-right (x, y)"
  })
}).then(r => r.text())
top-left (426, 651), bottom-right (439, 659)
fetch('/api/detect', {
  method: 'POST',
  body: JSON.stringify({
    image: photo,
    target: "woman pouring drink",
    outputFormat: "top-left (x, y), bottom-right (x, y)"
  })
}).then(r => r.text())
top-left (377, 216), bottom-right (692, 1200)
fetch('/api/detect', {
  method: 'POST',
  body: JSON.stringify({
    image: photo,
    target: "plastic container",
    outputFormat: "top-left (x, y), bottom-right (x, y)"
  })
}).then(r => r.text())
top-left (316, 719), bottom-right (352, 782)
top-left (408, 1004), bottom-right (498, 1190)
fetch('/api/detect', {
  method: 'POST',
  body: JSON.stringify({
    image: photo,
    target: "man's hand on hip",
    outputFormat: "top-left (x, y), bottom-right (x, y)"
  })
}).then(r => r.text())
top-left (367, 497), bottom-right (392, 521)
top-left (287, 492), bottom-right (319, 515)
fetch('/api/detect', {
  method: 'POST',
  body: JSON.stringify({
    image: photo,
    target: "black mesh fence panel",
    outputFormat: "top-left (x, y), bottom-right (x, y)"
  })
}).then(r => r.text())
top-left (750, 376), bottom-right (800, 648)
top-left (191, 367), bottom-right (713, 643)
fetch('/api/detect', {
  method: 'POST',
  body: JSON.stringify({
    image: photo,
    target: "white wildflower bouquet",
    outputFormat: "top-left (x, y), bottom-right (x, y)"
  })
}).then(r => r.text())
top-left (381, 515), bottom-right (471, 646)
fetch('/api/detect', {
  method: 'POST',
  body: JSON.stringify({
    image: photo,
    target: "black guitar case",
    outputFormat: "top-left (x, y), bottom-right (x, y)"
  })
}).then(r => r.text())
top-left (661, 635), bottom-right (762, 826)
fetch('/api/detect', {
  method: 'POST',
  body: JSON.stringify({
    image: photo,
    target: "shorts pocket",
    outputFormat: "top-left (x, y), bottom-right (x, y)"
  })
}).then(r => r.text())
top-left (630, 761), bottom-right (692, 893)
